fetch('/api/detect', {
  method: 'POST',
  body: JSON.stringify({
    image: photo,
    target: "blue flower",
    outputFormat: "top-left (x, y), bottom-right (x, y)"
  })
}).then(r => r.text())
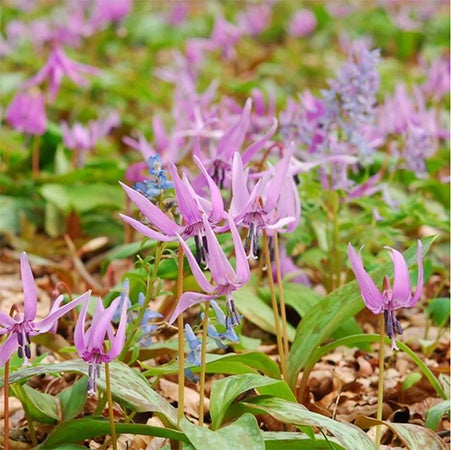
top-left (184, 324), bottom-right (201, 366)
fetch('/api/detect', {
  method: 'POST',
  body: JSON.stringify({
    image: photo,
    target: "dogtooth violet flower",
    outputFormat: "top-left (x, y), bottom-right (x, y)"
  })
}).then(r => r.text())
top-left (22, 44), bottom-right (100, 102)
top-left (348, 240), bottom-right (423, 350)
top-left (230, 149), bottom-right (297, 259)
top-left (0, 252), bottom-right (90, 367)
top-left (168, 214), bottom-right (250, 329)
top-left (120, 155), bottom-right (226, 264)
top-left (74, 288), bottom-right (128, 395)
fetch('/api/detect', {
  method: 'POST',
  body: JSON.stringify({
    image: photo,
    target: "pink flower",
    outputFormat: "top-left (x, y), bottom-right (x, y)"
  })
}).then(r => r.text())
top-left (288, 9), bottom-right (317, 38)
top-left (6, 90), bottom-right (47, 135)
top-left (22, 45), bottom-right (100, 102)
top-left (348, 241), bottom-right (424, 349)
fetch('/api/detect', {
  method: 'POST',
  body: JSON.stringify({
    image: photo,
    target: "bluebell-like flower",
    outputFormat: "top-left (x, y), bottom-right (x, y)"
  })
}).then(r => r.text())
top-left (184, 324), bottom-right (201, 366)
top-left (137, 293), bottom-right (163, 347)
top-left (135, 155), bottom-right (174, 200)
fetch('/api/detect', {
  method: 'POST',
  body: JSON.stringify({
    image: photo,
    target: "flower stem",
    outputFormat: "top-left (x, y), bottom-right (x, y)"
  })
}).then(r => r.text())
top-left (177, 243), bottom-right (185, 426)
top-left (31, 135), bottom-right (41, 179)
top-left (3, 360), bottom-right (9, 450)
top-left (199, 301), bottom-right (210, 426)
top-left (262, 230), bottom-right (287, 381)
top-left (105, 362), bottom-right (118, 450)
top-left (273, 232), bottom-right (289, 357)
top-left (376, 313), bottom-right (385, 449)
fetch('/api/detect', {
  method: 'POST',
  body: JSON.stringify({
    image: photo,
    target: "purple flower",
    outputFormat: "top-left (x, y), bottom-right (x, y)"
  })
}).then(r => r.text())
top-left (120, 156), bottom-right (226, 264)
top-left (91, 0), bottom-right (132, 28)
top-left (348, 241), bottom-right (424, 349)
top-left (74, 293), bottom-right (128, 395)
top-left (6, 90), bottom-right (47, 135)
top-left (22, 44), bottom-right (101, 102)
top-left (288, 9), bottom-right (317, 37)
top-left (230, 150), bottom-right (297, 259)
top-left (168, 214), bottom-right (250, 329)
top-left (0, 252), bottom-right (90, 366)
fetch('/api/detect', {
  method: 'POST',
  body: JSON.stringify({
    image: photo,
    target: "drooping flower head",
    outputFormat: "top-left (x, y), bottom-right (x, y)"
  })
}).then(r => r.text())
top-left (0, 252), bottom-right (90, 366)
top-left (74, 286), bottom-right (128, 395)
top-left (348, 241), bottom-right (423, 349)
top-left (168, 214), bottom-right (250, 329)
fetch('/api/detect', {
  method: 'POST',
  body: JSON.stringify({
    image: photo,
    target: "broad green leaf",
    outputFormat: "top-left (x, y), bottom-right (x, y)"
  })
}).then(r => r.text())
top-left (181, 414), bottom-right (264, 450)
top-left (142, 352), bottom-right (280, 379)
top-left (209, 374), bottom-right (295, 430)
top-left (40, 183), bottom-right (124, 214)
top-left (425, 401), bottom-right (450, 431)
top-left (426, 297), bottom-right (450, 327)
top-left (242, 397), bottom-right (376, 450)
top-left (287, 237), bottom-right (435, 389)
top-left (262, 432), bottom-right (345, 449)
top-left (234, 284), bottom-right (296, 341)
top-left (36, 417), bottom-right (188, 449)
top-left (4, 360), bottom-right (177, 426)
top-left (58, 376), bottom-right (88, 421)
top-left (355, 416), bottom-right (447, 450)
top-left (12, 385), bottom-right (58, 424)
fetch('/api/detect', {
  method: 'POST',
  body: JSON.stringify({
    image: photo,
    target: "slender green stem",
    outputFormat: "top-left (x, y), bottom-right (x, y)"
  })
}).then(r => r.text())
top-left (105, 363), bottom-right (118, 450)
top-left (273, 232), bottom-right (289, 357)
top-left (199, 301), bottom-right (210, 426)
top-left (12, 384), bottom-right (37, 447)
top-left (262, 230), bottom-right (287, 381)
top-left (3, 360), bottom-right (9, 450)
top-left (375, 314), bottom-right (385, 450)
top-left (176, 243), bottom-right (185, 426)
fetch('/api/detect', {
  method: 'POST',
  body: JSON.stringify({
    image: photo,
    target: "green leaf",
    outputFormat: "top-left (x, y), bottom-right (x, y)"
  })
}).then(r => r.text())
top-left (36, 417), bottom-right (188, 449)
top-left (58, 376), bottom-right (88, 421)
top-left (402, 372), bottom-right (422, 391)
top-left (12, 384), bottom-right (59, 424)
top-left (39, 183), bottom-right (124, 214)
top-left (286, 237), bottom-right (435, 389)
top-left (181, 414), bottom-right (264, 450)
top-left (262, 432), bottom-right (345, 449)
top-left (142, 352), bottom-right (280, 379)
top-left (209, 374), bottom-right (296, 430)
top-left (355, 416), bottom-right (447, 450)
top-left (426, 297), bottom-right (451, 327)
top-left (425, 401), bottom-right (450, 431)
top-left (242, 397), bottom-right (376, 450)
top-left (4, 360), bottom-right (177, 426)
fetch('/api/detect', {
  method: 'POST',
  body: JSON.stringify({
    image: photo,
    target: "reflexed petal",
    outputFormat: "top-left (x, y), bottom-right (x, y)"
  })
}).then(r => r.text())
top-left (36, 291), bottom-right (90, 334)
top-left (228, 215), bottom-right (250, 284)
top-left (105, 296), bottom-right (128, 360)
top-left (74, 294), bottom-right (90, 354)
top-left (20, 252), bottom-right (37, 321)
top-left (385, 247), bottom-right (411, 307)
top-left (202, 216), bottom-right (235, 285)
top-left (168, 291), bottom-right (215, 324)
top-left (0, 334), bottom-right (19, 367)
top-left (89, 298), bottom-right (119, 348)
top-left (348, 243), bottom-right (384, 314)
top-left (405, 240), bottom-right (424, 307)
top-left (177, 234), bottom-right (215, 293)
top-left (168, 163), bottom-right (201, 225)
top-left (241, 118), bottom-right (278, 165)
top-left (119, 214), bottom-right (177, 242)
top-left (0, 311), bottom-right (18, 329)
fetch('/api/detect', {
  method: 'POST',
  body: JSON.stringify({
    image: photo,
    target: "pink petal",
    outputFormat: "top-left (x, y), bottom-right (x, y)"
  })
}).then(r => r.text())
top-left (406, 240), bottom-right (424, 307)
top-left (385, 247), bottom-right (411, 307)
top-left (20, 252), bottom-right (37, 321)
top-left (168, 291), bottom-right (215, 324)
top-left (0, 334), bottom-right (19, 367)
top-left (348, 244), bottom-right (384, 314)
